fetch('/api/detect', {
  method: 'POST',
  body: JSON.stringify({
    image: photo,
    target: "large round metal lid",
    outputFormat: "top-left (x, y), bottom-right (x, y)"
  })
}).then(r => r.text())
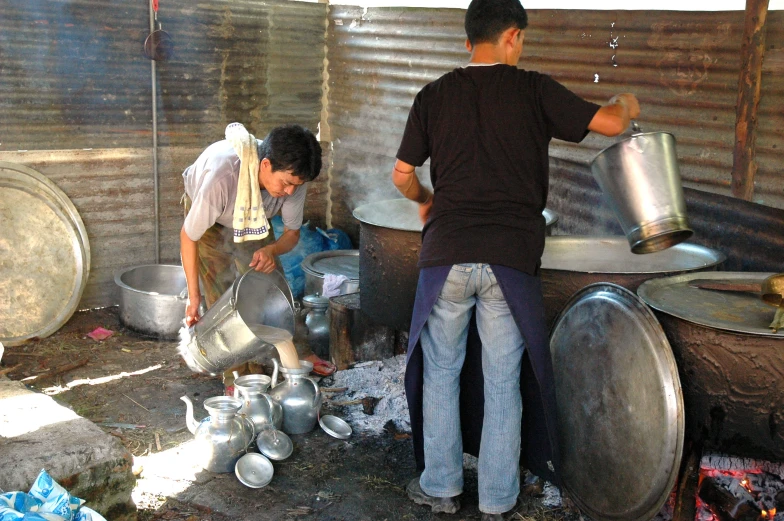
top-left (0, 162), bottom-right (90, 346)
top-left (301, 250), bottom-right (359, 281)
top-left (352, 198), bottom-right (557, 232)
top-left (550, 283), bottom-right (683, 521)
top-left (638, 272), bottom-right (781, 337)
top-left (541, 236), bottom-right (725, 274)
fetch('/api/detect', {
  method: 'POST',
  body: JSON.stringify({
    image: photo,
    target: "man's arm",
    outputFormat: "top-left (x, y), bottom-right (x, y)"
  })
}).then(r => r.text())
top-left (180, 226), bottom-right (202, 326)
top-left (249, 227), bottom-right (300, 273)
top-left (392, 159), bottom-right (433, 223)
top-left (588, 93), bottom-right (641, 137)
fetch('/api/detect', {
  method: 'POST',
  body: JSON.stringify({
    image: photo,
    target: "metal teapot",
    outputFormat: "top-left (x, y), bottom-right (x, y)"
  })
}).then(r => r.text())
top-left (233, 373), bottom-right (283, 432)
top-left (302, 294), bottom-right (330, 359)
top-left (268, 359), bottom-right (322, 434)
top-left (180, 395), bottom-right (255, 473)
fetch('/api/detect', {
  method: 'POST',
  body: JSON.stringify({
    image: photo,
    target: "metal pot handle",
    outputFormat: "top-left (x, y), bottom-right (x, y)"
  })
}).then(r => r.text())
top-left (261, 393), bottom-right (277, 425)
top-left (238, 413), bottom-right (256, 450)
top-left (270, 358), bottom-right (279, 388)
top-left (307, 377), bottom-right (322, 409)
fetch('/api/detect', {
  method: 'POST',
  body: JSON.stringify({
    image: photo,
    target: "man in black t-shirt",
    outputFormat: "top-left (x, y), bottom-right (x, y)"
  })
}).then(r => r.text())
top-left (392, 1), bottom-right (640, 519)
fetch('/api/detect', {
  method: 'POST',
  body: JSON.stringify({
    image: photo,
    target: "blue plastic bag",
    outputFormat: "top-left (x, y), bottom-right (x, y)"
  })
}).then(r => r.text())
top-left (0, 470), bottom-right (105, 521)
top-left (270, 216), bottom-right (326, 298)
top-left (316, 227), bottom-right (353, 251)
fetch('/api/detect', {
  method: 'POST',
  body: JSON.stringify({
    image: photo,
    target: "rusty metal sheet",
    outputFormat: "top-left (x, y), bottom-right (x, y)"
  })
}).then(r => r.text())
top-left (0, 162), bottom-right (90, 345)
top-left (326, 7), bottom-right (783, 245)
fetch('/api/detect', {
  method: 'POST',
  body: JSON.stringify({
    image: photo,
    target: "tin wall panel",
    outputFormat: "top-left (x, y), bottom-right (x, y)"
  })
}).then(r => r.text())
top-left (325, 7), bottom-right (784, 243)
top-left (1, 0), bottom-right (327, 310)
top-left (0, 149), bottom-right (155, 309)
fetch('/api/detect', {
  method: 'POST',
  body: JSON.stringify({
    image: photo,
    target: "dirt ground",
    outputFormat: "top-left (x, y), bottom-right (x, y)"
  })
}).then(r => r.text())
top-left (1, 307), bottom-right (582, 521)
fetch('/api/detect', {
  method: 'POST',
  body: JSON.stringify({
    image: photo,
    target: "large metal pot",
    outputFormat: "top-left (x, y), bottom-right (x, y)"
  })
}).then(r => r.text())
top-left (591, 132), bottom-right (692, 254)
top-left (638, 272), bottom-right (784, 460)
top-left (115, 264), bottom-right (188, 339)
top-left (541, 236), bottom-right (725, 328)
top-left (301, 250), bottom-right (359, 296)
top-left (353, 198), bottom-right (558, 331)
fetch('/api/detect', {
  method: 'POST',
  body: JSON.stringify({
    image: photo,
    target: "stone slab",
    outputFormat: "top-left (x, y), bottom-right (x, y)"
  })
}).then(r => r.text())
top-left (0, 377), bottom-right (136, 519)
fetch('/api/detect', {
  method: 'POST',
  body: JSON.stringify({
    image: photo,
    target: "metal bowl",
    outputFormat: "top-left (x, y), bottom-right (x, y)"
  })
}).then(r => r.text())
top-left (115, 264), bottom-right (188, 339)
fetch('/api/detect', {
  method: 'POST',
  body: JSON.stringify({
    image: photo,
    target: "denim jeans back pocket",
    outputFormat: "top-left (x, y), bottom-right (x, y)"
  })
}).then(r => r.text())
top-left (441, 264), bottom-right (474, 301)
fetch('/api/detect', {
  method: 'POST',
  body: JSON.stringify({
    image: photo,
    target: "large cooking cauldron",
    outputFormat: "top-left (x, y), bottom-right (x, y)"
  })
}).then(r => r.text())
top-left (353, 198), bottom-right (558, 331)
top-left (541, 236), bottom-right (725, 328)
top-left (639, 272), bottom-right (784, 460)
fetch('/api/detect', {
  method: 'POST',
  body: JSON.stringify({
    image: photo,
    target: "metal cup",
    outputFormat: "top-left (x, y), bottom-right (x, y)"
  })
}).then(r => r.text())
top-left (591, 132), bottom-right (693, 254)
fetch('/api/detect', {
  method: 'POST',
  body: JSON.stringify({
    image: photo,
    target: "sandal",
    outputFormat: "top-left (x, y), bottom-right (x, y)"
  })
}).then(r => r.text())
top-left (310, 359), bottom-right (336, 377)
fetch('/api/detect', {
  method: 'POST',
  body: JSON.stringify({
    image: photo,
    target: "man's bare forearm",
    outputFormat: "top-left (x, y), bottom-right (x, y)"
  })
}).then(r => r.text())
top-left (392, 159), bottom-right (431, 204)
top-left (180, 227), bottom-right (201, 303)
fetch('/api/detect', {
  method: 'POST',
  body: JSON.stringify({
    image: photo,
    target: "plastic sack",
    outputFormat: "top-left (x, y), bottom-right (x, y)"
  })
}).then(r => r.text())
top-left (316, 227), bottom-right (353, 251)
top-left (270, 216), bottom-right (325, 299)
top-left (0, 470), bottom-right (105, 521)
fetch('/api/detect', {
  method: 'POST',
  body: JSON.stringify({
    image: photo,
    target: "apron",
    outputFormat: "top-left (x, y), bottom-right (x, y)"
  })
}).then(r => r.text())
top-left (404, 264), bottom-right (561, 486)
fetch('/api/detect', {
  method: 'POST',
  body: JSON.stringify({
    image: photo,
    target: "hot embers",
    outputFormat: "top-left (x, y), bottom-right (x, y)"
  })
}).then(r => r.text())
top-left (696, 453), bottom-right (784, 521)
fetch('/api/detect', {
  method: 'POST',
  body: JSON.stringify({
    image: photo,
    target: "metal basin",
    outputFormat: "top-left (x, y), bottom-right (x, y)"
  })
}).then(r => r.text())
top-left (115, 264), bottom-right (187, 339)
top-left (353, 198), bottom-right (558, 331)
top-left (541, 236), bottom-right (725, 328)
top-left (301, 250), bottom-right (359, 296)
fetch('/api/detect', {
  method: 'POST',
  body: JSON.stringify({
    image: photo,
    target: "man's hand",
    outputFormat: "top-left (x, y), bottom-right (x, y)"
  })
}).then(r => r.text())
top-left (185, 299), bottom-right (201, 327)
top-left (609, 93), bottom-right (641, 120)
top-left (419, 194), bottom-right (433, 224)
top-left (588, 93), bottom-right (642, 137)
top-left (250, 244), bottom-right (277, 273)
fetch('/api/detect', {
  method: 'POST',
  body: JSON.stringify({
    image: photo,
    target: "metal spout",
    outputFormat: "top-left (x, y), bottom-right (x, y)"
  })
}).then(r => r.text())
top-left (180, 395), bottom-right (198, 435)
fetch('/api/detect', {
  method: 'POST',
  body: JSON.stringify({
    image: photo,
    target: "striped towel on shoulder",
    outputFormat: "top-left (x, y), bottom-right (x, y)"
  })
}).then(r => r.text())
top-left (225, 122), bottom-right (270, 243)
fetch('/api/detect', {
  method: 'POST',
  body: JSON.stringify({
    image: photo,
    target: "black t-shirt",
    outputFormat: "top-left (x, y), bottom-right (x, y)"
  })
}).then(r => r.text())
top-left (396, 64), bottom-right (600, 275)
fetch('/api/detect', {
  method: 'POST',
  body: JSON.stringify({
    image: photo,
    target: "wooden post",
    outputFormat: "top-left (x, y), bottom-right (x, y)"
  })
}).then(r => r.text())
top-left (731, 0), bottom-right (769, 201)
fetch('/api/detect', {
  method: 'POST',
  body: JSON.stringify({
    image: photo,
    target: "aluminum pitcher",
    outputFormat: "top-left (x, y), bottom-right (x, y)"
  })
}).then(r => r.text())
top-left (178, 270), bottom-right (295, 375)
top-left (233, 374), bottom-right (283, 431)
top-left (590, 131), bottom-right (693, 254)
top-left (268, 359), bottom-right (322, 434)
top-left (180, 395), bottom-right (255, 473)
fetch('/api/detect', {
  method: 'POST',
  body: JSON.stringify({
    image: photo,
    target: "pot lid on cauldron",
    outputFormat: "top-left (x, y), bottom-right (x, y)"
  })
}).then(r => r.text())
top-left (352, 198), bottom-right (558, 232)
top-left (301, 250), bottom-right (359, 283)
top-left (638, 271), bottom-right (782, 337)
top-left (550, 283), bottom-right (683, 521)
top-left (541, 236), bottom-right (725, 274)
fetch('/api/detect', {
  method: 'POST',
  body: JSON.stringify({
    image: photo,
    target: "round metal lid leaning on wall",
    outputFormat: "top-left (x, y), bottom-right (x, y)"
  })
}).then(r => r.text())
top-left (549, 283), bottom-right (683, 521)
top-left (0, 162), bottom-right (91, 346)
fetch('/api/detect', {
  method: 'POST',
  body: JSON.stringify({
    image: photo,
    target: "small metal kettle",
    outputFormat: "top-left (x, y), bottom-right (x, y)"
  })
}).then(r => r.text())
top-left (302, 294), bottom-right (331, 359)
top-left (180, 395), bottom-right (256, 473)
top-left (233, 373), bottom-right (283, 431)
top-left (268, 359), bottom-right (322, 434)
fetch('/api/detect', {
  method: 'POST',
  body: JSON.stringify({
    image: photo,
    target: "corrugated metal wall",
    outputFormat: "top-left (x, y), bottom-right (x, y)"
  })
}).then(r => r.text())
top-left (325, 7), bottom-right (784, 268)
top-left (0, 0), bottom-right (327, 309)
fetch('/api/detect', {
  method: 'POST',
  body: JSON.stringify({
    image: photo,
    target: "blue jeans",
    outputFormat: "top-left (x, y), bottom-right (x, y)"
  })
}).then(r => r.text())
top-left (419, 263), bottom-right (525, 514)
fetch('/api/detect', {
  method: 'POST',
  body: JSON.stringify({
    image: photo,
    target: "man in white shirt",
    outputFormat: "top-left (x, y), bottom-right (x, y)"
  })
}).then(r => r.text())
top-left (180, 124), bottom-right (334, 390)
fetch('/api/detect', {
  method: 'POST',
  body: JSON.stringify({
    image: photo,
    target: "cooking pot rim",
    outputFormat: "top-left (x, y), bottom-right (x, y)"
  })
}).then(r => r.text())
top-left (114, 263), bottom-right (186, 298)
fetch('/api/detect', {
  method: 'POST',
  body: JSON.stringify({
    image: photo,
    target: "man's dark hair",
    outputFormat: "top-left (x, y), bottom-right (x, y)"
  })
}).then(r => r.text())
top-left (257, 124), bottom-right (322, 182)
top-left (465, 0), bottom-right (528, 47)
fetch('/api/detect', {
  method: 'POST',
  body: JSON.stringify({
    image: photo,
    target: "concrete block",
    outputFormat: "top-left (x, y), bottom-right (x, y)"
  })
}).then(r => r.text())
top-left (0, 377), bottom-right (136, 520)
